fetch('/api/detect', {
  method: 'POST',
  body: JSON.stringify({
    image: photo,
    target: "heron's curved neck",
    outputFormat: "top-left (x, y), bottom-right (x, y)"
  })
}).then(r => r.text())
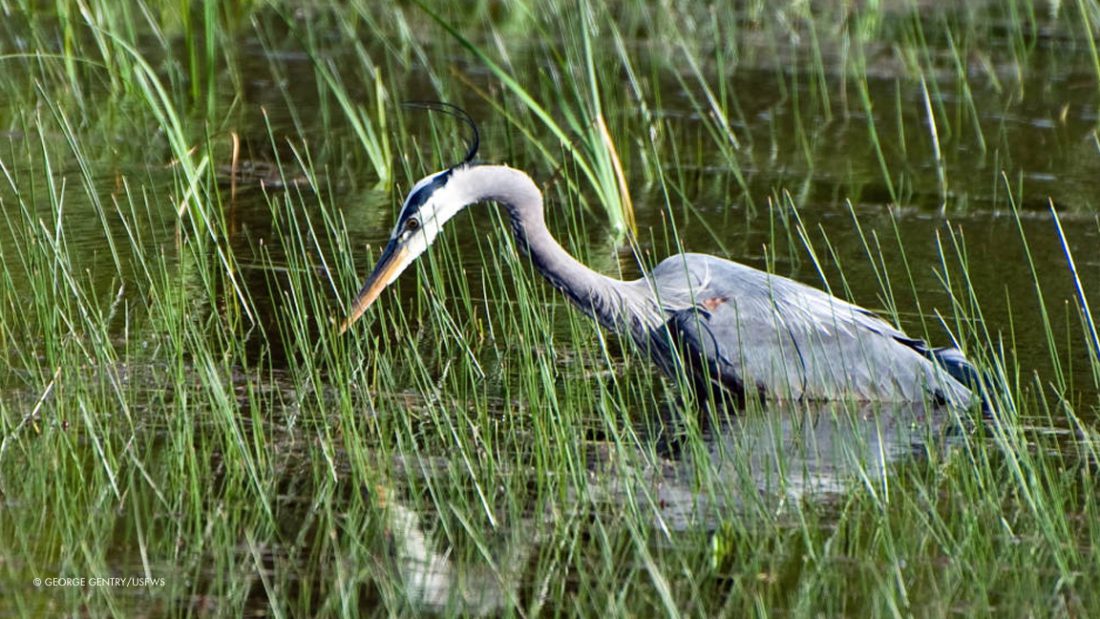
top-left (455, 165), bottom-right (628, 328)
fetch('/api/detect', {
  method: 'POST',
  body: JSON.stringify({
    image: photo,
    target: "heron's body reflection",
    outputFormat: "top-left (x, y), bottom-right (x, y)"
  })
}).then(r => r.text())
top-left (602, 400), bottom-right (957, 530)
top-left (379, 400), bottom-right (962, 613)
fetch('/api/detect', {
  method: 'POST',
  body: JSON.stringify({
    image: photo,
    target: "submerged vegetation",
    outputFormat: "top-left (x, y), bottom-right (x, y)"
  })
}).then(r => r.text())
top-left (1, 0), bottom-right (1099, 615)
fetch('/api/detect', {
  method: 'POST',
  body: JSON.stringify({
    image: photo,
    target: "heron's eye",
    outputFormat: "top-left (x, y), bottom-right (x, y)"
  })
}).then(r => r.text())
top-left (405, 218), bottom-right (420, 231)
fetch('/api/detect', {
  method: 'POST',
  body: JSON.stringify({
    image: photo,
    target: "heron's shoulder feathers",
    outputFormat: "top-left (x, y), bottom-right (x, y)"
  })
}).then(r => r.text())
top-left (643, 252), bottom-right (906, 339)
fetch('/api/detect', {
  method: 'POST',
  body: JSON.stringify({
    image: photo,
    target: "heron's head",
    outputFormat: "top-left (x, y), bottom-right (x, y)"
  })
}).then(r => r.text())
top-left (339, 102), bottom-right (483, 333)
top-left (338, 166), bottom-right (474, 332)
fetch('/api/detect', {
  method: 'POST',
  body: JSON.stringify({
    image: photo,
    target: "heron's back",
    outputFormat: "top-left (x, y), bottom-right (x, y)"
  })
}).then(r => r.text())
top-left (634, 253), bottom-right (976, 406)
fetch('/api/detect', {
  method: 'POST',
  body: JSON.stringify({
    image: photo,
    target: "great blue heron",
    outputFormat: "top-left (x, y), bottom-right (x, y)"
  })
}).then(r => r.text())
top-left (340, 112), bottom-right (980, 408)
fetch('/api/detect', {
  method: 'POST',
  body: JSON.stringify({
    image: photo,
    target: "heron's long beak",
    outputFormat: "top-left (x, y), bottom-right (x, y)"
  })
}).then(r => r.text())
top-left (338, 240), bottom-right (410, 334)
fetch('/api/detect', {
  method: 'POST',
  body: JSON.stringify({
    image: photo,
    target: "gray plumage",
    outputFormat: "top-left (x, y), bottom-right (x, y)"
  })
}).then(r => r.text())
top-left (341, 163), bottom-right (978, 409)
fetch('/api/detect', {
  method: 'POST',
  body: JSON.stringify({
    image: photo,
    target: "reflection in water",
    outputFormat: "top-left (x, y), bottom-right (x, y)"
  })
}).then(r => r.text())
top-left (381, 491), bottom-right (533, 616)
top-left (591, 400), bottom-right (963, 531)
top-left (381, 401), bottom-right (964, 613)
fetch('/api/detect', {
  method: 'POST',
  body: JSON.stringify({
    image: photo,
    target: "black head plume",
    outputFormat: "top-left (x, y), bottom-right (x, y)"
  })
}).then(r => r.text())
top-left (402, 101), bottom-right (480, 168)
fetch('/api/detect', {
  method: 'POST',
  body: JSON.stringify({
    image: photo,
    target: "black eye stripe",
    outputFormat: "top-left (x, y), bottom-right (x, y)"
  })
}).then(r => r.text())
top-left (395, 168), bottom-right (455, 237)
top-left (403, 168), bottom-right (454, 212)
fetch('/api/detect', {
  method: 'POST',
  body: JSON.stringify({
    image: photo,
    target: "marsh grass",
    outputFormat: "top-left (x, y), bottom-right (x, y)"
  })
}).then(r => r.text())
top-left (1, 0), bottom-right (1099, 616)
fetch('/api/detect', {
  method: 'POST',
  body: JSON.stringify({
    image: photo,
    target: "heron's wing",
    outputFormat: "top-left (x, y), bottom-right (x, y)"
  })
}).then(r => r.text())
top-left (659, 294), bottom-right (806, 402)
top-left (648, 254), bottom-right (974, 404)
top-left (646, 255), bottom-right (810, 400)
